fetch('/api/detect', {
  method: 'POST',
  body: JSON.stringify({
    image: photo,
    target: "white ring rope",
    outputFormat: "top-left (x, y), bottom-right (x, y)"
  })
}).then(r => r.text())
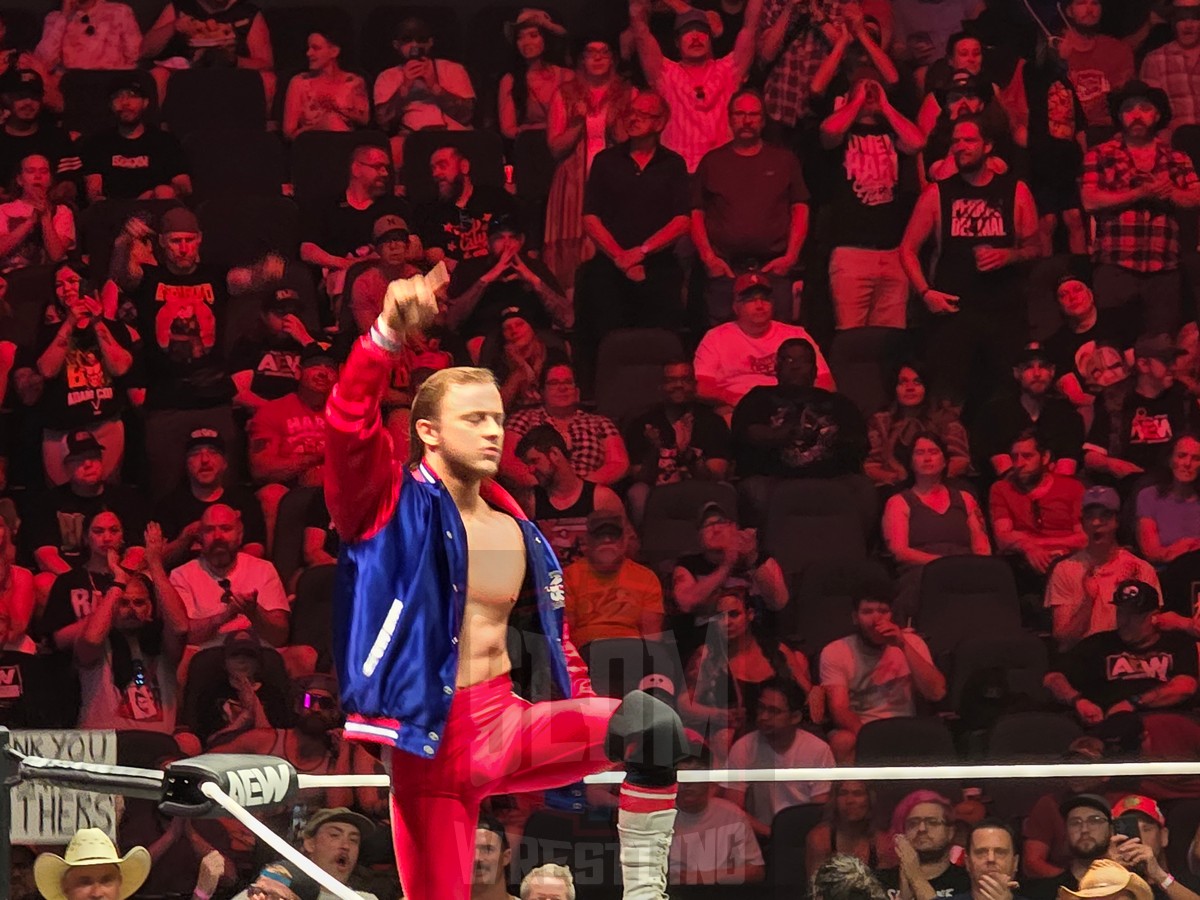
top-left (198, 781), bottom-right (360, 900)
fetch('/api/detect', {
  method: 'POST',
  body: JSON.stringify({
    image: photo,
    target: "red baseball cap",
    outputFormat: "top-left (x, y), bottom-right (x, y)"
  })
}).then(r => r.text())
top-left (1111, 795), bottom-right (1166, 826)
top-left (733, 271), bottom-right (771, 300)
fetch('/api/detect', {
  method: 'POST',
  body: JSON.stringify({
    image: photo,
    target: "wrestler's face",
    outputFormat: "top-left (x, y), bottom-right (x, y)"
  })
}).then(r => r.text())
top-left (417, 381), bottom-right (505, 480)
top-left (473, 829), bottom-right (510, 886)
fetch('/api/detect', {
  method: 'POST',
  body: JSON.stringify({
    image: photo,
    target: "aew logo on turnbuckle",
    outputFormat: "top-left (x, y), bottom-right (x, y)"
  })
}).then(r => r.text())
top-left (547, 571), bottom-right (565, 609)
top-left (227, 762), bottom-right (292, 807)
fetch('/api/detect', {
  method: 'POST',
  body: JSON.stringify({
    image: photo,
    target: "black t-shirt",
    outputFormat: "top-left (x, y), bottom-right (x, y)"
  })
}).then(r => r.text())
top-left (132, 263), bottom-right (231, 409)
top-left (0, 122), bottom-right (81, 187)
top-left (418, 185), bottom-right (515, 266)
top-left (1086, 382), bottom-right (1199, 472)
top-left (583, 143), bottom-right (691, 250)
top-left (877, 864), bottom-right (971, 900)
top-left (731, 385), bottom-right (868, 478)
top-left (827, 121), bottom-right (914, 250)
top-left (624, 402), bottom-right (732, 486)
top-left (27, 485), bottom-right (148, 564)
top-left (34, 566), bottom-right (114, 643)
top-left (304, 194), bottom-right (412, 260)
top-left (446, 252), bottom-right (562, 339)
top-left (971, 394), bottom-right (1086, 471)
top-left (83, 128), bottom-right (186, 200)
top-left (153, 483), bottom-right (267, 553)
top-left (674, 550), bottom-right (771, 616)
top-left (35, 318), bottom-right (140, 430)
top-left (1064, 629), bottom-right (1199, 709)
top-left (304, 489), bottom-right (338, 559)
top-left (1042, 314), bottom-right (1129, 397)
top-left (228, 332), bottom-right (306, 401)
top-left (1022, 63), bottom-right (1085, 195)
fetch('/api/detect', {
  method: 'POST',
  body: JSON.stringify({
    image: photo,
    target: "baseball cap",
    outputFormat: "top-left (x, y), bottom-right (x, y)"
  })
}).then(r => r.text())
top-left (302, 807), bottom-right (375, 840)
top-left (675, 8), bottom-right (713, 35)
top-left (395, 16), bottom-right (432, 42)
top-left (264, 287), bottom-right (300, 313)
top-left (1133, 333), bottom-right (1184, 363)
top-left (223, 630), bottom-right (260, 657)
top-left (1060, 860), bottom-right (1153, 900)
top-left (372, 214), bottom-right (410, 243)
top-left (1014, 341), bottom-right (1052, 368)
top-left (1082, 485), bottom-right (1120, 513)
top-left (65, 431), bottom-right (104, 461)
top-left (1064, 735), bottom-right (1106, 761)
top-left (110, 73), bottom-right (150, 99)
top-left (1057, 257), bottom-right (1094, 289)
top-left (942, 68), bottom-right (993, 103)
top-left (160, 207), bottom-right (200, 235)
top-left (1111, 795), bottom-right (1166, 827)
top-left (1059, 793), bottom-right (1113, 822)
top-left (1110, 579), bottom-right (1160, 613)
top-left (1, 69), bottom-right (43, 99)
top-left (586, 509), bottom-right (625, 539)
top-left (299, 344), bottom-right (337, 369)
top-left (487, 213), bottom-right (522, 237)
top-left (733, 271), bottom-right (771, 301)
top-left (499, 304), bottom-right (532, 327)
top-left (185, 428), bottom-right (226, 456)
top-left (697, 499), bottom-right (735, 529)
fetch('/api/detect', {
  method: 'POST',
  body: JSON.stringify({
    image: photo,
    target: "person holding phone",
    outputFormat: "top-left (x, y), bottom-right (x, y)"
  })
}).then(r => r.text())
top-left (1108, 796), bottom-right (1200, 900)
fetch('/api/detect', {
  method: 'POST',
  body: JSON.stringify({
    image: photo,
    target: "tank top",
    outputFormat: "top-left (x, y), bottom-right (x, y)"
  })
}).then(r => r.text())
top-left (533, 482), bottom-right (597, 568)
top-left (900, 487), bottom-right (973, 557)
top-left (169, 0), bottom-right (260, 59)
top-left (933, 171), bottom-right (1018, 307)
top-left (533, 481), bottom-right (597, 520)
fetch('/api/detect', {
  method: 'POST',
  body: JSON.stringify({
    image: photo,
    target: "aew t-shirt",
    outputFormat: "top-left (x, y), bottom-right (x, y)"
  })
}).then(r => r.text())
top-left (1064, 630), bottom-right (1198, 709)
top-left (83, 128), bottom-right (186, 200)
top-left (132, 264), bottom-right (231, 409)
top-left (419, 184), bottom-right (514, 266)
top-left (228, 333), bottom-right (305, 401)
top-left (1085, 382), bottom-right (1199, 472)
top-left (828, 121), bottom-right (911, 250)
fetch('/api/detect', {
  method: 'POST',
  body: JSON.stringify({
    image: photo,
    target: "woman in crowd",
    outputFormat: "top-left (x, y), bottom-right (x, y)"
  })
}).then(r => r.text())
top-left (1137, 433), bottom-right (1200, 565)
top-left (865, 363), bottom-right (970, 488)
top-left (918, 33), bottom-right (1003, 134)
top-left (282, 28), bottom-right (369, 140)
top-left (36, 259), bottom-right (137, 485)
top-left (806, 781), bottom-right (896, 877)
top-left (75, 522), bottom-right (187, 732)
top-left (883, 432), bottom-right (991, 619)
top-left (542, 34), bottom-right (630, 289)
top-left (681, 587), bottom-right (816, 763)
top-left (482, 306), bottom-right (570, 411)
top-left (0, 515), bottom-right (34, 651)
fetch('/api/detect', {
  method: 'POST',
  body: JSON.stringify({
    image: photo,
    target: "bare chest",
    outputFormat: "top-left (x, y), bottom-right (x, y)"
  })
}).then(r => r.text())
top-left (463, 512), bottom-right (527, 608)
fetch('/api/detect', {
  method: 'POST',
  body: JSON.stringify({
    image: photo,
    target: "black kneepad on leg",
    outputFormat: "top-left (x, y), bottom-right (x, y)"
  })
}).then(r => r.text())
top-left (605, 689), bottom-right (689, 782)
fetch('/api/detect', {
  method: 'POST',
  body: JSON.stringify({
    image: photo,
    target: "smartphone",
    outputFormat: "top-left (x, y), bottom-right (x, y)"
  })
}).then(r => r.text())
top-left (1113, 816), bottom-right (1141, 841)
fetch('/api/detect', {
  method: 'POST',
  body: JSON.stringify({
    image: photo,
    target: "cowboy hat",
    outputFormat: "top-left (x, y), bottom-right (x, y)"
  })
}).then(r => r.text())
top-left (1059, 859), bottom-right (1153, 900)
top-left (34, 829), bottom-right (151, 900)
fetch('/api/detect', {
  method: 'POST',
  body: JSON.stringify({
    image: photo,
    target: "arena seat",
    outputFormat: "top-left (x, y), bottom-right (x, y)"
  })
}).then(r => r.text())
top-left (162, 68), bottom-right (267, 138)
top-left (761, 479), bottom-right (868, 578)
top-left (915, 556), bottom-right (1022, 661)
top-left (593, 328), bottom-right (686, 427)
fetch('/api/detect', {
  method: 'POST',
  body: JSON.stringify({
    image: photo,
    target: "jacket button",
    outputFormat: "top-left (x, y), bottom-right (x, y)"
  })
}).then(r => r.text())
top-left (445, 530), bottom-right (453, 539)
top-left (451, 637), bottom-right (459, 645)
top-left (453, 584), bottom-right (460, 593)
top-left (443, 685), bottom-right (453, 695)
top-left (423, 745), bottom-right (434, 755)
top-left (428, 731), bottom-right (439, 740)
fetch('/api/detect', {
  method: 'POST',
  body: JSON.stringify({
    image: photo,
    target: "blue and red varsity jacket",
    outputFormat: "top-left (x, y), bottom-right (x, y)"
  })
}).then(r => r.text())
top-left (324, 335), bottom-right (596, 759)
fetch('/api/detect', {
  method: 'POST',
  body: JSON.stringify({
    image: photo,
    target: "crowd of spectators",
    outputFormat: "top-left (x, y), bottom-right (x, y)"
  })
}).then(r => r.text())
top-left (11, 0), bottom-right (1200, 896)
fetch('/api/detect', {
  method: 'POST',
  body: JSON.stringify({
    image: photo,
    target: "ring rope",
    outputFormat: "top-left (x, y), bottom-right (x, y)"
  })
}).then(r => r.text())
top-left (199, 781), bottom-right (360, 900)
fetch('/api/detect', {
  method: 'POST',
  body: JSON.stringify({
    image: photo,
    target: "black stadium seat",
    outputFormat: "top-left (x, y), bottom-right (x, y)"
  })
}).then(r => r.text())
top-left (915, 556), bottom-right (1022, 661)
top-left (290, 129), bottom-right (389, 209)
top-left (637, 480), bottom-right (738, 571)
top-left (162, 68), bottom-right (266, 138)
top-left (593, 328), bottom-right (686, 427)
top-left (184, 127), bottom-right (285, 200)
top-left (762, 479), bottom-right (868, 578)
top-left (262, 5), bottom-right (356, 75)
top-left (196, 194), bottom-right (300, 268)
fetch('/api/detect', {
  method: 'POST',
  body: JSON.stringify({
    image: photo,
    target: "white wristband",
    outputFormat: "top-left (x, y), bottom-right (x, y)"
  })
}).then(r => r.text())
top-left (1161, 875), bottom-right (1176, 890)
top-left (369, 319), bottom-right (404, 354)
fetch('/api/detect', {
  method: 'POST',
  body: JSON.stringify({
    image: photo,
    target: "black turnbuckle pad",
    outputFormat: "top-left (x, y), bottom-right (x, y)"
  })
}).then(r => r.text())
top-left (160, 754), bottom-right (298, 818)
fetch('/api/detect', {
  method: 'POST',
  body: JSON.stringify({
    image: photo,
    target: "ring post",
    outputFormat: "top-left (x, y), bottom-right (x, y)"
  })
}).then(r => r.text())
top-left (0, 727), bottom-right (11, 900)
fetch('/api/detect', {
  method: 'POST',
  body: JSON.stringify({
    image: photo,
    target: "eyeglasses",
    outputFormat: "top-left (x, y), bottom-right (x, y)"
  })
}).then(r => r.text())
top-left (1066, 814), bottom-right (1110, 831)
top-left (248, 885), bottom-right (294, 900)
top-left (544, 378), bottom-right (575, 387)
top-left (905, 816), bottom-right (948, 830)
top-left (218, 578), bottom-right (234, 604)
top-left (80, 13), bottom-right (95, 36)
top-left (302, 692), bottom-right (337, 711)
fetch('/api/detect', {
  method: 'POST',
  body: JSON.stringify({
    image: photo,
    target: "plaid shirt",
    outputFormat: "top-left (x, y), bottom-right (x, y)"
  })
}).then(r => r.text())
top-left (1080, 136), bottom-right (1199, 272)
top-left (506, 407), bottom-right (621, 479)
top-left (1140, 42), bottom-right (1200, 129)
top-left (762, 0), bottom-right (850, 126)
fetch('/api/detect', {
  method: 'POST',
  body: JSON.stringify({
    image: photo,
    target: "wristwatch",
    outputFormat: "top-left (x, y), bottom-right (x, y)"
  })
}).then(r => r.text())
top-left (1128, 693), bottom-right (1144, 709)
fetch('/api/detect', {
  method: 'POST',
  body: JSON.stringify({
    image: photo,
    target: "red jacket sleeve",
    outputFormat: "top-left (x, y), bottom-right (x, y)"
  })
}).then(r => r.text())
top-left (560, 617), bottom-right (597, 698)
top-left (324, 335), bottom-right (404, 543)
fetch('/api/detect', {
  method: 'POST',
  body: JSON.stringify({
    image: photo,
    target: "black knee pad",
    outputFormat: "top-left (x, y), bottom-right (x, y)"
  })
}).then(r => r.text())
top-left (605, 689), bottom-right (689, 778)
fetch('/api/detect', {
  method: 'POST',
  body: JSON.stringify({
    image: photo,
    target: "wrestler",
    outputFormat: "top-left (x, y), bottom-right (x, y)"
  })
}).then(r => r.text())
top-left (324, 267), bottom-right (687, 900)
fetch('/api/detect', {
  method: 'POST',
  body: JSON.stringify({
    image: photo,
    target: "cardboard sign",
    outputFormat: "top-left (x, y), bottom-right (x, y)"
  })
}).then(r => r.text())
top-left (8, 730), bottom-right (118, 843)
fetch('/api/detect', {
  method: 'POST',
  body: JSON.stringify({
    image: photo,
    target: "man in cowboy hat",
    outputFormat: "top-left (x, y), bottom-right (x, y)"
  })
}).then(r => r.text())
top-left (34, 827), bottom-right (150, 900)
top-left (1080, 79), bottom-right (1200, 338)
top-left (1058, 858), bottom-right (1153, 900)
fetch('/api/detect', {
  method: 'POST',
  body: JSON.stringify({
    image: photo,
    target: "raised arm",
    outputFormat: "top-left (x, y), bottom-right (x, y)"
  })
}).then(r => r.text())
top-left (325, 271), bottom-right (441, 542)
top-left (628, 0), bottom-right (665, 89)
top-left (732, 0), bottom-right (764, 82)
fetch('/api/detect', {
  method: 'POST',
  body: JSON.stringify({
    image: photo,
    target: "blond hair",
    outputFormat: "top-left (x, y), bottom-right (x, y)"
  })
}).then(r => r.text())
top-left (520, 864), bottom-right (575, 900)
top-left (407, 366), bottom-right (499, 466)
